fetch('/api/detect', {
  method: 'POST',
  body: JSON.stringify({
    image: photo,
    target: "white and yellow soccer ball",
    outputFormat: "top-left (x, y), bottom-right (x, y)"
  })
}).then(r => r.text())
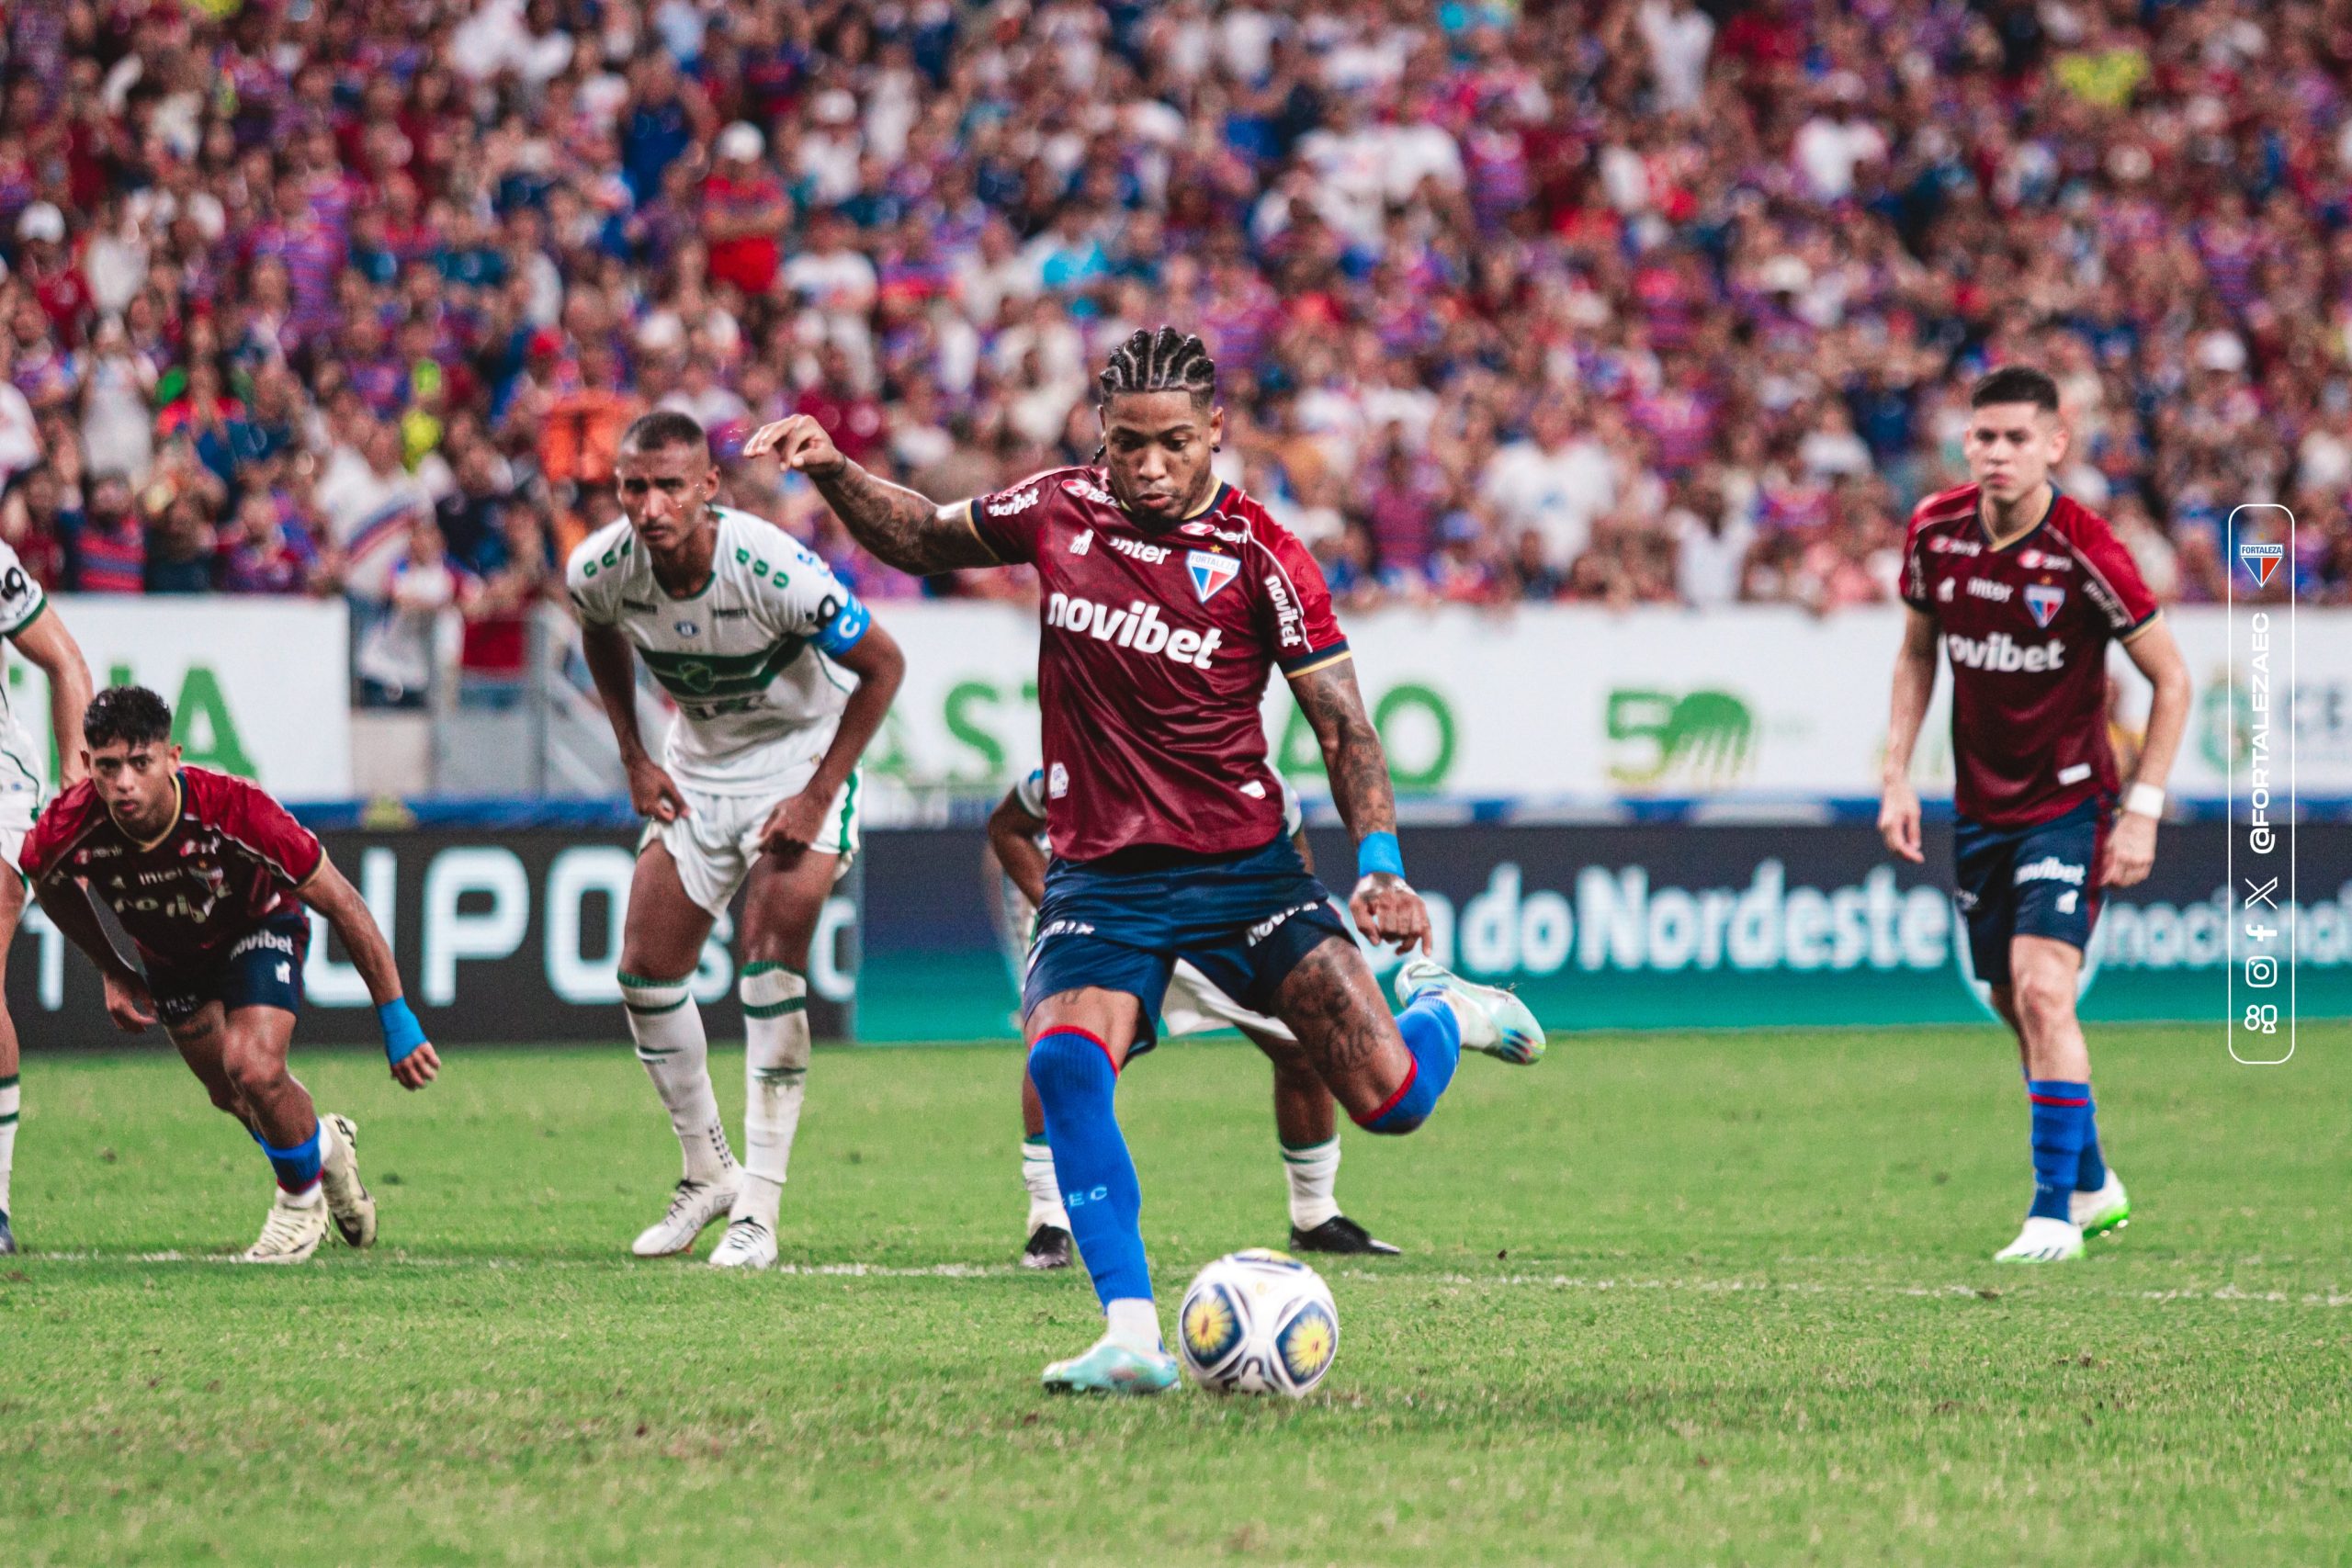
top-left (1177, 1248), bottom-right (1339, 1397)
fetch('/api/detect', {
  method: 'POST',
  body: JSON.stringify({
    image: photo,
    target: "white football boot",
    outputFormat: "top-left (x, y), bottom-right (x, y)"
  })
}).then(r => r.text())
top-left (318, 1113), bottom-right (377, 1248)
top-left (1994, 1215), bottom-right (2085, 1263)
top-left (1393, 954), bottom-right (1546, 1064)
top-left (2071, 1170), bottom-right (2130, 1239)
top-left (707, 1215), bottom-right (777, 1270)
top-left (242, 1190), bottom-right (330, 1264)
top-left (631, 1174), bottom-right (741, 1258)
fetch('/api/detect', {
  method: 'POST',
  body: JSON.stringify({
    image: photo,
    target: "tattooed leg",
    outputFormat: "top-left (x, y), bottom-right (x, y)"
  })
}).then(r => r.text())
top-left (1272, 938), bottom-right (1413, 1121)
top-left (1275, 937), bottom-right (1466, 1134)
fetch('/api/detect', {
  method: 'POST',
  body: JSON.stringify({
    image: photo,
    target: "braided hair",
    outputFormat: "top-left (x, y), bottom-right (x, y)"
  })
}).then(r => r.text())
top-left (1094, 327), bottom-right (1216, 462)
top-left (1098, 326), bottom-right (1216, 406)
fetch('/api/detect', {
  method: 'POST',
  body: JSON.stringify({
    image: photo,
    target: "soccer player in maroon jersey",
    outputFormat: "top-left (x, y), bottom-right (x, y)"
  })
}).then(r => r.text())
top-left (20, 686), bottom-right (440, 1263)
top-left (1879, 367), bottom-right (2190, 1264)
top-left (749, 327), bottom-right (1544, 1392)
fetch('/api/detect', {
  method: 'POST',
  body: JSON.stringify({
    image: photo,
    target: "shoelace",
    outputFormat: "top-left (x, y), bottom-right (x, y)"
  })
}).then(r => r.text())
top-left (661, 1180), bottom-right (714, 1224)
top-left (253, 1203), bottom-right (315, 1252)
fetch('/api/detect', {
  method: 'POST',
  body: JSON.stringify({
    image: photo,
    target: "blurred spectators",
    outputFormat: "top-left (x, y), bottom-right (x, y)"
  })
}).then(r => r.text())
top-left (0, 0), bottom-right (2338, 704)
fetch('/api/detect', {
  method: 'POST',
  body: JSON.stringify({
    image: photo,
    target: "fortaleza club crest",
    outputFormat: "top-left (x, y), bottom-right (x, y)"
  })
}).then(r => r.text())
top-left (2238, 539), bottom-right (2284, 587)
top-left (2024, 582), bottom-right (2065, 628)
top-left (1186, 549), bottom-right (1239, 602)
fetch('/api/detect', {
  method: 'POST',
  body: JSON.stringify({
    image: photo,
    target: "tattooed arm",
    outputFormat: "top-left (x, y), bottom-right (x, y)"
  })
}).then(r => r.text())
top-left (742, 415), bottom-right (1001, 575)
top-left (1288, 658), bottom-right (1430, 953)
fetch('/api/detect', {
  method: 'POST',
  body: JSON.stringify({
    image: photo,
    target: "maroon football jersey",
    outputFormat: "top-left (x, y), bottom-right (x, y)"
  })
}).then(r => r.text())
top-left (1901, 484), bottom-right (2160, 828)
top-left (966, 467), bottom-right (1350, 862)
top-left (21, 767), bottom-right (325, 964)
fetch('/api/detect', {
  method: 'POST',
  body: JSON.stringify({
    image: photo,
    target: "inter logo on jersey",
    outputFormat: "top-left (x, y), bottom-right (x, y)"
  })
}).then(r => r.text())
top-left (2238, 540), bottom-right (2284, 587)
top-left (2024, 583), bottom-right (2065, 627)
top-left (1187, 549), bottom-right (1239, 602)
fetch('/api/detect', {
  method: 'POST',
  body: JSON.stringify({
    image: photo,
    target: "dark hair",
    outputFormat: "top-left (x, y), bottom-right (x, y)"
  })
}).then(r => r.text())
top-left (84, 685), bottom-right (174, 750)
top-left (1970, 366), bottom-right (2060, 413)
top-left (617, 409), bottom-right (710, 457)
top-left (1099, 326), bottom-right (1216, 406)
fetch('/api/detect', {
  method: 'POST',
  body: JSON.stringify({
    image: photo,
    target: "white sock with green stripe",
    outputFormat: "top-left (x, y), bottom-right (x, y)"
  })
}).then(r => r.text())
top-left (737, 964), bottom-right (810, 1228)
top-left (619, 974), bottom-right (734, 1184)
top-left (1022, 1134), bottom-right (1068, 1233)
top-left (0, 1073), bottom-right (17, 1213)
top-left (1282, 1136), bottom-right (1340, 1232)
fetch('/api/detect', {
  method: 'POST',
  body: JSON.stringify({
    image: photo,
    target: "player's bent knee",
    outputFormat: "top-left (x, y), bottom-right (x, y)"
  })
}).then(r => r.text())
top-left (1360, 1109), bottom-right (1425, 1136)
top-left (1028, 1029), bottom-right (1116, 1102)
top-left (220, 1044), bottom-right (289, 1100)
top-left (2012, 965), bottom-right (2075, 1027)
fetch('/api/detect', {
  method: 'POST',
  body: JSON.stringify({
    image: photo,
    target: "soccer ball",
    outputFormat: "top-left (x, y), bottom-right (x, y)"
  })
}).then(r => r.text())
top-left (1176, 1248), bottom-right (1339, 1397)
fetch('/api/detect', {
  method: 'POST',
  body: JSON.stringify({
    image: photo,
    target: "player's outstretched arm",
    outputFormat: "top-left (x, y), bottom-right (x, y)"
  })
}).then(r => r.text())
top-left (743, 415), bottom-right (1000, 575)
top-left (1289, 659), bottom-right (1430, 954)
top-left (300, 855), bottom-right (440, 1089)
top-left (1879, 606), bottom-right (1939, 864)
top-left (2102, 615), bottom-right (2191, 889)
top-left (26, 874), bottom-right (154, 1032)
top-left (8, 606), bottom-right (92, 789)
top-left (580, 621), bottom-right (688, 823)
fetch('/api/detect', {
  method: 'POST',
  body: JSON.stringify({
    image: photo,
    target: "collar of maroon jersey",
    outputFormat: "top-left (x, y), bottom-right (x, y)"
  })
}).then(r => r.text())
top-left (117, 771), bottom-right (186, 852)
top-left (1975, 484), bottom-right (2059, 556)
top-left (1125, 478), bottom-right (1231, 533)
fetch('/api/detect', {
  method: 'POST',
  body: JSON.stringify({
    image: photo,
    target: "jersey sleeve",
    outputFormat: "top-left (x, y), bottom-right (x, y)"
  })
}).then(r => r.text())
top-left (2063, 507), bottom-right (2161, 637)
top-left (562, 530), bottom-right (630, 627)
top-left (1012, 767), bottom-right (1047, 818)
top-left (1252, 525), bottom-right (1351, 677)
top-left (0, 538), bottom-right (48, 637)
top-left (16, 787), bottom-right (87, 884)
top-left (1899, 503), bottom-right (1937, 612)
top-left (754, 532), bottom-right (873, 657)
top-left (963, 472), bottom-right (1061, 564)
top-left (213, 774), bottom-right (326, 886)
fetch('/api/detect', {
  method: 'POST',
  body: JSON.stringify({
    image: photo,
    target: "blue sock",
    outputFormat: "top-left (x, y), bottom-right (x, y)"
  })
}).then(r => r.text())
top-left (2075, 1096), bottom-right (2108, 1192)
top-left (1360, 995), bottom-right (1461, 1134)
top-left (2027, 1081), bottom-right (2090, 1221)
top-left (261, 1123), bottom-right (323, 1195)
top-left (1029, 1030), bottom-right (1150, 1311)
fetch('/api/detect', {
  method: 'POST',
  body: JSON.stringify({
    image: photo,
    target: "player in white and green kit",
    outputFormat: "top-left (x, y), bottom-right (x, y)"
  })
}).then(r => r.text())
top-left (569, 411), bottom-right (904, 1269)
top-left (0, 538), bottom-right (95, 1254)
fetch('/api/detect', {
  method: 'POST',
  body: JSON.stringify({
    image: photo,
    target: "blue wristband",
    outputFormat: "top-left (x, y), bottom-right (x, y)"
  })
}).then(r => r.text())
top-left (1356, 830), bottom-right (1405, 881)
top-left (378, 998), bottom-right (428, 1066)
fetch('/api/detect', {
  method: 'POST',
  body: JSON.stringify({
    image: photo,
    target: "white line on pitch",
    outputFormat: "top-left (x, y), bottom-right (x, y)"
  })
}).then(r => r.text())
top-left (17, 1252), bottom-right (2352, 1306)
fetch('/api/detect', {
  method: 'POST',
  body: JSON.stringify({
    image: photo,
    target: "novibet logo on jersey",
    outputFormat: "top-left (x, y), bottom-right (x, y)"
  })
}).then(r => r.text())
top-left (1044, 592), bottom-right (1224, 668)
top-left (1943, 631), bottom-right (2066, 672)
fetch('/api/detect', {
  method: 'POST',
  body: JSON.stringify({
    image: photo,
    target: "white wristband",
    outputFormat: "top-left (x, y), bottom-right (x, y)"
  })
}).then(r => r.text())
top-left (2123, 783), bottom-right (2165, 819)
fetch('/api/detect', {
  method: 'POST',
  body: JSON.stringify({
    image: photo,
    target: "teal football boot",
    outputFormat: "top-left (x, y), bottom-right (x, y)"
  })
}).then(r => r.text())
top-left (1394, 954), bottom-right (1546, 1065)
top-left (1041, 1335), bottom-right (1181, 1394)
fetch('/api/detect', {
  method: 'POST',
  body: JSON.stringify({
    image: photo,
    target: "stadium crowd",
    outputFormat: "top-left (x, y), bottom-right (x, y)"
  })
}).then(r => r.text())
top-left (0, 0), bottom-right (2346, 702)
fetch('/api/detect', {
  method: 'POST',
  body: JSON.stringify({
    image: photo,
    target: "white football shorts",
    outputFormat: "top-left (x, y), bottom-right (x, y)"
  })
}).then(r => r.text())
top-left (643, 763), bottom-right (860, 917)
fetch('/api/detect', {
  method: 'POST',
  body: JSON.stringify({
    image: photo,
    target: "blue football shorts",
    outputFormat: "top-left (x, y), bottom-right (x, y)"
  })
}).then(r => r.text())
top-left (144, 910), bottom-right (311, 1028)
top-left (1951, 796), bottom-right (2109, 988)
top-left (1022, 832), bottom-right (1352, 1054)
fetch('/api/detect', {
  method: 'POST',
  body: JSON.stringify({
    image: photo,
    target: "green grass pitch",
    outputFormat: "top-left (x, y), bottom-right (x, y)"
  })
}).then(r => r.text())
top-left (3, 1022), bottom-right (2346, 1565)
